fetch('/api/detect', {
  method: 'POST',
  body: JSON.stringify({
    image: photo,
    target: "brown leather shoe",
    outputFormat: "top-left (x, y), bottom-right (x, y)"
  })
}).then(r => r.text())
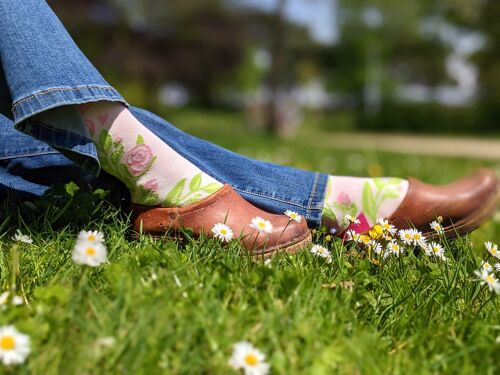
top-left (388, 169), bottom-right (500, 238)
top-left (131, 184), bottom-right (311, 257)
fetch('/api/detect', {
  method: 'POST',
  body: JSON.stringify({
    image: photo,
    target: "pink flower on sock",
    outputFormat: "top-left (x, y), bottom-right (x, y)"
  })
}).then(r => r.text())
top-left (125, 144), bottom-right (153, 176)
top-left (337, 192), bottom-right (351, 204)
top-left (143, 179), bottom-right (158, 192)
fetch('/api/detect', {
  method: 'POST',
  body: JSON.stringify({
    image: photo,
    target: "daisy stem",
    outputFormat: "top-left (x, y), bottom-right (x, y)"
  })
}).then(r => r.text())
top-left (10, 243), bottom-right (19, 294)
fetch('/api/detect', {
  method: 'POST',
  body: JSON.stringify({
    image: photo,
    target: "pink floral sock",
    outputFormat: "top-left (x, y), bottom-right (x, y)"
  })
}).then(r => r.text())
top-left (78, 102), bottom-right (223, 207)
top-left (322, 176), bottom-right (409, 233)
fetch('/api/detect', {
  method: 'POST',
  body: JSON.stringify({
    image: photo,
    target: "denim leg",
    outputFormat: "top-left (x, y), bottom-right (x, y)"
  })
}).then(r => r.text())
top-left (0, 110), bottom-right (328, 227)
top-left (0, 0), bottom-right (125, 172)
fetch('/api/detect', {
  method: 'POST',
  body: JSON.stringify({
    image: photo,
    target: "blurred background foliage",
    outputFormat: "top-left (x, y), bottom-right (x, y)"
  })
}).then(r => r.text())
top-left (48, 0), bottom-right (500, 137)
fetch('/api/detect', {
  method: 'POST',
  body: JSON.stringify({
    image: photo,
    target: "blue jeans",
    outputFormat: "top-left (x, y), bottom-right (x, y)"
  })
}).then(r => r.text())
top-left (0, 0), bottom-right (328, 227)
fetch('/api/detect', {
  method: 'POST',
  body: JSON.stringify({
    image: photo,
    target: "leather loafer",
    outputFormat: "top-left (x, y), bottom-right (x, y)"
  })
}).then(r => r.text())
top-left (131, 184), bottom-right (312, 257)
top-left (388, 168), bottom-right (500, 238)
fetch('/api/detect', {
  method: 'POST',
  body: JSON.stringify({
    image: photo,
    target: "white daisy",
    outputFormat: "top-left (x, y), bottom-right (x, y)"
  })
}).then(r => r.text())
top-left (368, 240), bottom-right (383, 255)
top-left (11, 296), bottom-right (23, 306)
top-left (211, 223), bottom-right (234, 242)
top-left (310, 244), bottom-right (331, 258)
top-left (284, 210), bottom-right (302, 223)
top-left (229, 341), bottom-right (270, 375)
top-left (0, 325), bottom-right (31, 365)
top-left (377, 218), bottom-right (397, 235)
top-left (495, 263), bottom-right (500, 272)
top-left (72, 240), bottom-right (107, 267)
top-left (399, 229), bottom-right (414, 245)
top-left (249, 217), bottom-right (273, 234)
top-left (344, 214), bottom-right (360, 225)
top-left (485, 241), bottom-right (500, 259)
top-left (344, 229), bottom-right (360, 242)
top-left (410, 229), bottom-right (427, 247)
top-left (430, 221), bottom-right (444, 234)
top-left (386, 241), bottom-right (403, 257)
top-left (481, 261), bottom-right (493, 273)
top-left (425, 242), bottom-right (446, 260)
top-left (474, 269), bottom-right (500, 294)
top-left (12, 230), bottom-right (32, 244)
top-left (77, 230), bottom-right (105, 244)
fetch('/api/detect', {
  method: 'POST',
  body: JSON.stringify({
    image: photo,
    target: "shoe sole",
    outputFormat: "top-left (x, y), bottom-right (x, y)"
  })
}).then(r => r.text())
top-left (130, 230), bottom-right (312, 258)
top-left (425, 185), bottom-right (500, 240)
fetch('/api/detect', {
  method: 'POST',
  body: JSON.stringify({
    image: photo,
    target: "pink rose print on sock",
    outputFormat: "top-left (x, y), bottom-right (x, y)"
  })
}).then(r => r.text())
top-left (125, 144), bottom-right (153, 176)
top-left (143, 179), bottom-right (158, 192)
top-left (115, 136), bottom-right (123, 143)
top-left (98, 113), bottom-right (109, 126)
top-left (337, 192), bottom-right (351, 204)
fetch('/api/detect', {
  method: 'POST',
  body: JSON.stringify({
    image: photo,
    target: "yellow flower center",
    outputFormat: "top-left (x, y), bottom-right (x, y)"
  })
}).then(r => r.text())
top-left (433, 247), bottom-right (439, 253)
top-left (258, 222), bottom-right (265, 228)
top-left (485, 274), bottom-right (494, 284)
top-left (220, 229), bottom-right (227, 235)
top-left (0, 336), bottom-right (15, 350)
top-left (88, 235), bottom-right (96, 241)
top-left (86, 247), bottom-right (96, 256)
top-left (414, 234), bottom-right (421, 240)
top-left (244, 354), bottom-right (258, 366)
top-left (405, 234), bottom-right (412, 240)
top-left (491, 248), bottom-right (498, 255)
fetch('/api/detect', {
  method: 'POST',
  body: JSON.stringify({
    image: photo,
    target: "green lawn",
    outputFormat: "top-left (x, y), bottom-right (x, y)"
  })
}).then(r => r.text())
top-left (0, 110), bottom-right (499, 374)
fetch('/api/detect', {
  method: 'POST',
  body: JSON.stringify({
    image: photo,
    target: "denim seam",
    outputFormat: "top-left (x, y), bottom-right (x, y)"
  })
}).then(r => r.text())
top-left (308, 172), bottom-right (321, 209)
top-left (11, 85), bottom-right (118, 109)
top-left (0, 151), bottom-right (60, 160)
top-left (27, 120), bottom-right (91, 143)
top-left (234, 187), bottom-right (314, 210)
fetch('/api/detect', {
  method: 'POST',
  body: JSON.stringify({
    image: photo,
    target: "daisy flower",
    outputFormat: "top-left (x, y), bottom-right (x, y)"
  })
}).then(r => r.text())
top-left (77, 230), bottom-right (105, 244)
top-left (344, 229), bottom-right (360, 242)
top-left (0, 325), bottom-right (31, 366)
top-left (485, 241), bottom-right (500, 259)
top-left (368, 240), bottom-right (383, 255)
top-left (474, 269), bottom-right (500, 294)
top-left (250, 217), bottom-right (273, 234)
top-left (211, 223), bottom-right (234, 242)
top-left (425, 242), bottom-right (446, 260)
top-left (481, 261), bottom-right (493, 273)
top-left (377, 219), bottom-right (397, 235)
top-left (12, 230), bottom-right (32, 244)
top-left (430, 220), bottom-right (444, 234)
top-left (410, 229), bottom-right (427, 247)
top-left (229, 341), bottom-right (270, 375)
top-left (310, 244), bottom-right (331, 258)
top-left (344, 214), bottom-right (360, 225)
top-left (284, 210), bottom-right (302, 223)
top-left (386, 241), bottom-right (403, 257)
top-left (399, 229), bottom-right (413, 245)
top-left (72, 240), bottom-right (107, 267)
top-left (495, 263), bottom-right (500, 272)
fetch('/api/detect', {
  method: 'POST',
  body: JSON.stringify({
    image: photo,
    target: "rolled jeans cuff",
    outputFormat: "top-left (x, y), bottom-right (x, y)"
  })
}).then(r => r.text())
top-left (12, 85), bottom-right (126, 174)
top-left (11, 84), bottom-right (125, 124)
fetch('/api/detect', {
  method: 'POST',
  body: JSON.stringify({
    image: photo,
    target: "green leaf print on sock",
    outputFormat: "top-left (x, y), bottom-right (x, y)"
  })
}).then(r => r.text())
top-left (136, 134), bottom-right (145, 145)
top-left (362, 178), bottom-right (405, 223)
top-left (162, 173), bottom-right (222, 207)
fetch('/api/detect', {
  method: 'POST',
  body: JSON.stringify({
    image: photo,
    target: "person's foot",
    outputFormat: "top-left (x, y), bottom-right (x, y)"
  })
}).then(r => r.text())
top-left (387, 169), bottom-right (500, 238)
top-left (131, 184), bottom-right (312, 257)
top-left (334, 169), bottom-right (500, 238)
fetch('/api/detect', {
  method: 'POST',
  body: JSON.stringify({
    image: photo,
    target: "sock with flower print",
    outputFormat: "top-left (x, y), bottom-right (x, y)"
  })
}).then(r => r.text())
top-left (78, 102), bottom-right (223, 207)
top-left (322, 176), bottom-right (409, 234)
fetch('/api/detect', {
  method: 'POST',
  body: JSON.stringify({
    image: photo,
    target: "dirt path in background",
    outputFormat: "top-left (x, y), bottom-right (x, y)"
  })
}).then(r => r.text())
top-left (320, 132), bottom-right (500, 160)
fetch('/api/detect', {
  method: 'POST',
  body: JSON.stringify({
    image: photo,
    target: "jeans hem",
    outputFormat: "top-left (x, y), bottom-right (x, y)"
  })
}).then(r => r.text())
top-left (11, 85), bottom-right (127, 124)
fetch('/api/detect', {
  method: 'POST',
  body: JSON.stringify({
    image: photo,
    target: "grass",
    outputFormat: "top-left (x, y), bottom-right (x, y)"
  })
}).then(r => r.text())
top-left (1, 109), bottom-right (500, 374)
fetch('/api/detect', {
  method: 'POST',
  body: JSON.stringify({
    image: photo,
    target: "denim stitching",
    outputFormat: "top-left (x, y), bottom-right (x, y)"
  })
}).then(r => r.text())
top-left (307, 172), bottom-right (320, 209)
top-left (21, 120), bottom-right (91, 144)
top-left (12, 85), bottom-right (118, 109)
top-left (0, 151), bottom-right (60, 160)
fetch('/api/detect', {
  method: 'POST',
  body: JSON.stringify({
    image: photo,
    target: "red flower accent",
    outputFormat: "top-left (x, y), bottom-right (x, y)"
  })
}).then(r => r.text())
top-left (125, 144), bottom-right (153, 176)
